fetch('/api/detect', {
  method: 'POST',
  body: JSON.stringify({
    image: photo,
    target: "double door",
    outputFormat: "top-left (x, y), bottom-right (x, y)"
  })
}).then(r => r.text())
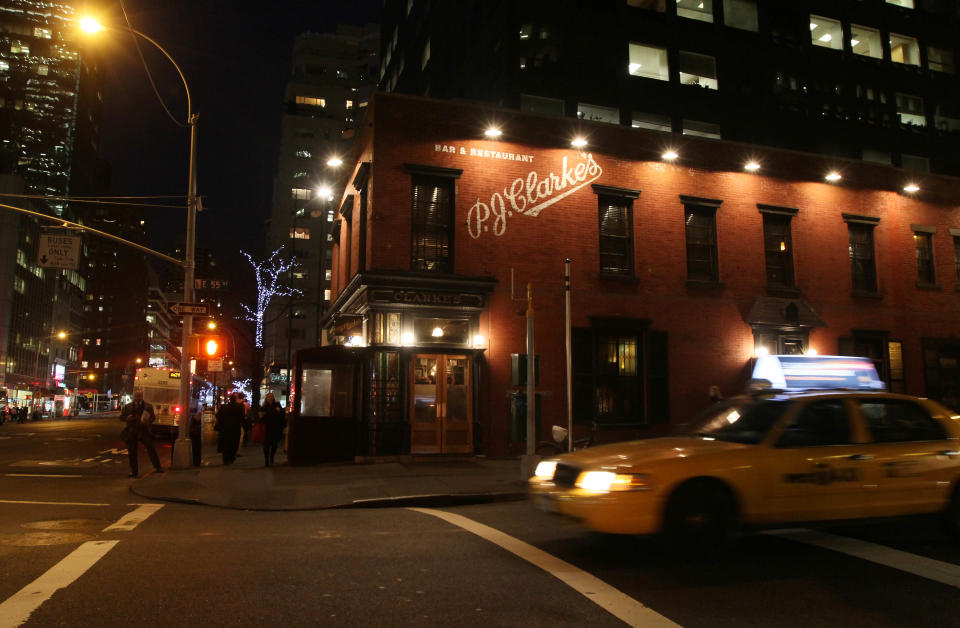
top-left (410, 354), bottom-right (472, 454)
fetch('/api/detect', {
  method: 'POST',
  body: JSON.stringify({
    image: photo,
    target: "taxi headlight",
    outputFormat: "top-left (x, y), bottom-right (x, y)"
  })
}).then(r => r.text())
top-left (575, 471), bottom-right (651, 493)
top-left (533, 460), bottom-right (558, 479)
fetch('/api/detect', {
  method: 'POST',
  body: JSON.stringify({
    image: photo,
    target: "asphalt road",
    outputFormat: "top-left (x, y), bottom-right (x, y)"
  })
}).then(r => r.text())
top-left (1, 417), bottom-right (959, 627)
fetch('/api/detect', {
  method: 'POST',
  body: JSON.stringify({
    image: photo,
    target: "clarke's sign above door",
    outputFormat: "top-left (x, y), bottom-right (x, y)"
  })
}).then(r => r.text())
top-left (464, 152), bottom-right (602, 239)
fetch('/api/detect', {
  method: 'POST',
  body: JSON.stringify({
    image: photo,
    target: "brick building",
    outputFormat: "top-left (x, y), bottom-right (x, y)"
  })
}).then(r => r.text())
top-left (288, 92), bottom-right (960, 463)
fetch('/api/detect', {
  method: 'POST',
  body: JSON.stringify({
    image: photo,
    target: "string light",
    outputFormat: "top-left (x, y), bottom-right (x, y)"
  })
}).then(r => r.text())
top-left (239, 247), bottom-right (303, 348)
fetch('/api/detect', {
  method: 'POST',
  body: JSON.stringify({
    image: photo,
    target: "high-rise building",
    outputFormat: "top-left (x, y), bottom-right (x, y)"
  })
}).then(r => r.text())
top-left (263, 23), bottom-right (379, 402)
top-left (379, 0), bottom-right (960, 175)
top-left (0, 1), bottom-right (106, 412)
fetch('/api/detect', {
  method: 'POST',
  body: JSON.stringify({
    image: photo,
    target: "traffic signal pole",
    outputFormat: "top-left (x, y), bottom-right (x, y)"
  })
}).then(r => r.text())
top-left (172, 113), bottom-right (199, 470)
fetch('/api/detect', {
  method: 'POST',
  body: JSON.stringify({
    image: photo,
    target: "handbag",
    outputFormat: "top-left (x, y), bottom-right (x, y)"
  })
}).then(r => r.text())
top-left (251, 421), bottom-right (266, 444)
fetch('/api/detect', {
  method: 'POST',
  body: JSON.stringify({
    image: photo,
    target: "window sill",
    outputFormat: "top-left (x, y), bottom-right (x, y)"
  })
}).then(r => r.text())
top-left (851, 289), bottom-right (883, 299)
top-left (598, 272), bottom-right (639, 284)
top-left (765, 284), bottom-right (800, 297)
top-left (686, 279), bottom-right (724, 290)
top-left (916, 282), bottom-right (941, 291)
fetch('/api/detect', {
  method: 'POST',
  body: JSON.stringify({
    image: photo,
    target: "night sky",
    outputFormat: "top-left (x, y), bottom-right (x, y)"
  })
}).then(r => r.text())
top-left (96, 0), bottom-right (382, 295)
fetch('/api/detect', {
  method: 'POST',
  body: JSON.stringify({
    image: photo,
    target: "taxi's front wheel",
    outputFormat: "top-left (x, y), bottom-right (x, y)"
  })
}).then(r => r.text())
top-left (662, 479), bottom-right (739, 559)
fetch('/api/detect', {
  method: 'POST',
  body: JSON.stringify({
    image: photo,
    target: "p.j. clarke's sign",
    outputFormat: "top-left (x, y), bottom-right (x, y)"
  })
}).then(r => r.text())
top-left (433, 143), bottom-right (603, 239)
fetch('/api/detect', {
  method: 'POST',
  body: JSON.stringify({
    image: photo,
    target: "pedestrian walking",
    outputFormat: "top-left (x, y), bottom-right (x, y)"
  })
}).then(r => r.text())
top-left (214, 393), bottom-right (245, 465)
top-left (259, 393), bottom-right (285, 466)
top-left (239, 393), bottom-right (252, 446)
top-left (119, 389), bottom-right (164, 478)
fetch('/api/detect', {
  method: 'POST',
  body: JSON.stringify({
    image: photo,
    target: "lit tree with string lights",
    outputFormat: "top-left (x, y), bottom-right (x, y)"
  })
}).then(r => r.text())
top-left (239, 247), bottom-right (301, 407)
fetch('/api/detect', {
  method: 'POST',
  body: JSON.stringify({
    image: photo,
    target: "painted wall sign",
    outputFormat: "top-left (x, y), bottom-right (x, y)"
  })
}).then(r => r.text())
top-left (466, 153), bottom-right (603, 238)
top-left (369, 289), bottom-right (485, 309)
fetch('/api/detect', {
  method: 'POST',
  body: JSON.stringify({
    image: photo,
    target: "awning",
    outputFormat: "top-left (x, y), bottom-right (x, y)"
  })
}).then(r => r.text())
top-left (746, 297), bottom-right (825, 329)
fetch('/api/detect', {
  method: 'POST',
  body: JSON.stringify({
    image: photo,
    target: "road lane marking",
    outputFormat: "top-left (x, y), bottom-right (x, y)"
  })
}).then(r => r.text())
top-left (0, 540), bottom-right (118, 628)
top-left (5, 474), bottom-right (83, 478)
top-left (0, 499), bottom-right (108, 506)
top-left (102, 504), bottom-right (164, 532)
top-left (409, 508), bottom-right (679, 627)
top-left (765, 528), bottom-right (960, 589)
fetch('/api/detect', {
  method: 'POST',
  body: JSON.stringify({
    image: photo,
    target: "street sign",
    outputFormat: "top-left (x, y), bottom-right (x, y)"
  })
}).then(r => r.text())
top-left (208, 358), bottom-right (223, 372)
top-left (169, 302), bottom-right (210, 316)
top-left (195, 278), bottom-right (230, 290)
top-left (38, 234), bottom-right (81, 270)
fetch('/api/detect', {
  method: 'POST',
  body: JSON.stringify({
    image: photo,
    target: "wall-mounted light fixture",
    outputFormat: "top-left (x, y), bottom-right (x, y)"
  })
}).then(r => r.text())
top-left (484, 127), bottom-right (502, 139)
top-left (570, 137), bottom-right (588, 148)
top-left (825, 171), bottom-right (842, 182)
top-left (661, 149), bottom-right (679, 161)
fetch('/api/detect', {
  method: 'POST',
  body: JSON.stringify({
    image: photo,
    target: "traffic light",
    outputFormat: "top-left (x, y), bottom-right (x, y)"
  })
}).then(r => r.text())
top-left (195, 335), bottom-right (224, 358)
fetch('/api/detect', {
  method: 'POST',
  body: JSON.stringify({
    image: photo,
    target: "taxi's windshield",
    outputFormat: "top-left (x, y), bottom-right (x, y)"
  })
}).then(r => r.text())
top-left (688, 399), bottom-right (791, 444)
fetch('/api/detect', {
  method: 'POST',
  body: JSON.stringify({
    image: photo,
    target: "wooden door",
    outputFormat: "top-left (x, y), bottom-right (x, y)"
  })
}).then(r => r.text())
top-left (409, 354), bottom-right (472, 454)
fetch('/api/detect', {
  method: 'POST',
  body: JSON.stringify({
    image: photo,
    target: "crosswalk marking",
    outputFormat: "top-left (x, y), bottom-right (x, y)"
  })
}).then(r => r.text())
top-left (0, 499), bottom-right (108, 506)
top-left (102, 504), bottom-right (164, 532)
top-left (765, 528), bottom-right (960, 589)
top-left (0, 540), bottom-right (118, 628)
top-left (4, 474), bottom-right (83, 478)
top-left (409, 507), bottom-right (680, 627)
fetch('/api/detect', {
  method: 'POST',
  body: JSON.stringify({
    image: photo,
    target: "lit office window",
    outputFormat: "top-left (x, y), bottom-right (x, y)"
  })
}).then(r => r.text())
top-left (677, 0), bottom-right (712, 22)
top-left (885, 0), bottom-right (914, 7)
top-left (850, 25), bottom-right (882, 59)
top-left (295, 96), bottom-right (326, 107)
top-left (889, 33), bottom-right (920, 65)
top-left (577, 103), bottom-right (619, 124)
top-left (896, 93), bottom-right (925, 127)
top-left (627, 0), bottom-right (665, 11)
top-left (679, 51), bottom-right (718, 89)
top-left (291, 188), bottom-right (313, 200)
top-left (296, 149), bottom-right (312, 158)
top-left (810, 15), bottom-right (842, 50)
top-left (628, 42), bottom-right (669, 81)
top-left (290, 227), bottom-right (311, 240)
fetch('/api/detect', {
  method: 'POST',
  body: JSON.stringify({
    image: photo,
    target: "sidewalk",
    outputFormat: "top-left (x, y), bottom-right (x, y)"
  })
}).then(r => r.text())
top-left (130, 441), bottom-right (529, 511)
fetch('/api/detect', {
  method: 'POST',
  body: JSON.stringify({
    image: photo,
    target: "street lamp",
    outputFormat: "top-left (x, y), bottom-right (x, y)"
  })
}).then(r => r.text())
top-left (32, 330), bottom-right (66, 413)
top-left (81, 17), bottom-right (199, 468)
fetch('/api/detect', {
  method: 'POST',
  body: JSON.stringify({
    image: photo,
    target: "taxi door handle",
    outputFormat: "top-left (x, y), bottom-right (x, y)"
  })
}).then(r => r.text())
top-left (848, 454), bottom-right (873, 461)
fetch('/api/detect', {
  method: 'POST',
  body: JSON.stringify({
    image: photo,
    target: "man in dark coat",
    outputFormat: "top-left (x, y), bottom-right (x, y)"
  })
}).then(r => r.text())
top-left (215, 394), bottom-right (245, 465)
top-left (119, 389), bottom-right (164, 478)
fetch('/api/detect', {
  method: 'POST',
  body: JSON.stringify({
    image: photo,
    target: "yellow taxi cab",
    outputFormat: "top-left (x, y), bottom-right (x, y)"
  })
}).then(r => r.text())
top-left (529, 355), bottom-right (960, 552)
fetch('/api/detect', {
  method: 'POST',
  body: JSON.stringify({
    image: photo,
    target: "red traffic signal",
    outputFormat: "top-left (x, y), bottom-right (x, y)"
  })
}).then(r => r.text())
top-left (195, 335), bottom-right (224, 358)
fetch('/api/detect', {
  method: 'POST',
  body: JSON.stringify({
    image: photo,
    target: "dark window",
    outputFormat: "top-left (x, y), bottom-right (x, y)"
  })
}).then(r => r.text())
top-left (848, 223), bottom-right (877, 292)
top-left (858, 399), bottom-right (946, 443)
top-left (684, 204), bottom-right (718, 281)
top-left (411, 176), bottom-right (453, 273)
top-left (598, 197), bottom-right (633, 275)
top-left (777, 400), bottom-right (851, 447)
top-left (954, 235), bottom-right (960, 282)
top-left (763, 213), bottom-right (794, 287)
top-left (914, 231), bottom-right (935, 284)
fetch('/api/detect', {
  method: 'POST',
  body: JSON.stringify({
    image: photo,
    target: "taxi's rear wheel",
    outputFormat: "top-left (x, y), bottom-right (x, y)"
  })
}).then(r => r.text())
top-left (662, 479), bottom-right (738, 559)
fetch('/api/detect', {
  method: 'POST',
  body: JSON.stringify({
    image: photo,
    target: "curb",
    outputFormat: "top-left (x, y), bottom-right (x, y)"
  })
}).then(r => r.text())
top-left (128, 484), bottom-right (527, 512)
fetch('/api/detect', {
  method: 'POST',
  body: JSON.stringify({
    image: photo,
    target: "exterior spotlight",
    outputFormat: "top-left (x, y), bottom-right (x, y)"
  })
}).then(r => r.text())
top-left (326, 156), bottom-right (343, 167)
top-left (744, 161), bottom-right (761, 172)
top-left (903, 183), bottom-right (919, 193)
top-left (472, 334), bottom-right (486, 348)
top-left (484, 127), bottom-right (502, 138)
top-left (431, 326), bottom-right (444, 338)
top-left (661, 150), bottom-right (679, 161)
top-left (401, 331), bottom-right (414, 345)
top-left (754, 346), bottom-right (769, 358)
top-left (318, 186), bottom-right (332, 197)
top-left (570, 137), bottom-right (588, 148)
top-left (825, 172), bottom-right (842, 182)
top-left (806, 348), bottom-right (818, 356)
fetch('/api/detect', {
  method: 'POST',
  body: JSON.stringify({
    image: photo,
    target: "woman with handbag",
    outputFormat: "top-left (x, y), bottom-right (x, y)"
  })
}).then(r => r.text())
top-left (259, 393), bottom-right (285, 466)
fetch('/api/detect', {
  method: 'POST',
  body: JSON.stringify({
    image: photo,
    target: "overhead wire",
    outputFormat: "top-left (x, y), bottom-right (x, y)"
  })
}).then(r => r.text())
top-left (120, 0), bottom-right (188, 129)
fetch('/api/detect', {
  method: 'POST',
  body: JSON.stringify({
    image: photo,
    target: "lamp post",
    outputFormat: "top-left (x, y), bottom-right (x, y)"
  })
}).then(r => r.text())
top-left (80, 17), bottom-right (198, 468)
